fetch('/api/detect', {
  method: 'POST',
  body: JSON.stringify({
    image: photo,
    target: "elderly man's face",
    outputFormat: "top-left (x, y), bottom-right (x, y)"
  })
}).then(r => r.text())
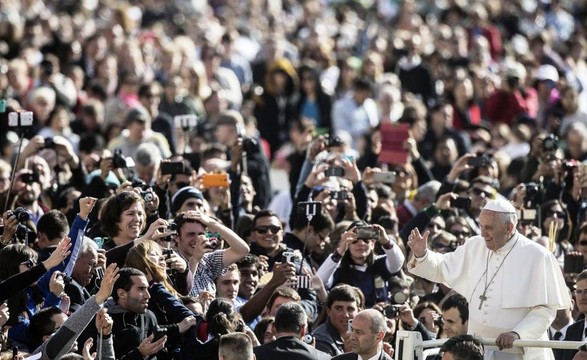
top-left (479, 210), bottom-right (513, 250)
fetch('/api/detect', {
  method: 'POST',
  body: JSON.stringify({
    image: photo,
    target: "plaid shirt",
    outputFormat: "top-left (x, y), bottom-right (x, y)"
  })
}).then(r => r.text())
top-left (189, 250), bottom-right (226, 297)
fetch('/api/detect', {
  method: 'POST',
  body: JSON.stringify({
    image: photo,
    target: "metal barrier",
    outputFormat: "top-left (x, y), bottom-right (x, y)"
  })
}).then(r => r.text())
top-left (395, 331), bottom-right (585, 360)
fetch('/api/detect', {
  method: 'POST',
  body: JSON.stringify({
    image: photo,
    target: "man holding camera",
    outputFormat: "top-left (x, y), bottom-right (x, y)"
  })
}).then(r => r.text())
top-left (484, 61), bottom-right (538, 126)
top-left (408, 198), bottom-right (570, 359)
top-left (173, 210), bottom-right (249, 297)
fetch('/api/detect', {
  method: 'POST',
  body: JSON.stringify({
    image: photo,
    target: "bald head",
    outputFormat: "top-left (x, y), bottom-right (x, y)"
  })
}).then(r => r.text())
top-left (356, 309), bottom-right (387, 334)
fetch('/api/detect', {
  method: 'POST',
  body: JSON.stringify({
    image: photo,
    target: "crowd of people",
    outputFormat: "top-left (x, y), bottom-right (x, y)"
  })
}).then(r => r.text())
top-left (0, 0), bottom-right (587, 359)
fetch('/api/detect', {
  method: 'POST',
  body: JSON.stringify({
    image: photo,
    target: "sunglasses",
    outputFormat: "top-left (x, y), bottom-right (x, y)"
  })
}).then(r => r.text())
top-left (352, 238), bottom-right (374, 245)
top-left (21, 259), bottom-right (36, 269)
top-left (546, 211), bottom-right (565, 218)
top-left (471, 187), bottom-right (493, 198)
top-left (579, 240), bottom-right (587, 246)
top-left (255, 226), bottom-right (282, 234)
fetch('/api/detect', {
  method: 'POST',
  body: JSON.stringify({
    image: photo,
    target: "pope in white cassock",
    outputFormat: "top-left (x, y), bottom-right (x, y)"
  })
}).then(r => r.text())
top-left (407, 198), bottom-right (571, 360)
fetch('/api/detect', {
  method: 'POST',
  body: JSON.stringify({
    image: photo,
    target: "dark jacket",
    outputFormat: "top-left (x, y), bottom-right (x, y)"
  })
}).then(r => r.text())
top-left (0, 263), bottom-right (47, 303)
top-left (64, 279), bottom-right (91, 312)
top-left (104, 299), bottom-right (181, 360)
top-left (312, 320), bottom-right (344, 357)
top-left (254, 336), bottom-right (331, 360)
top-left (332, 349), bottom-right (393, 360)
top-left (559, 319), bottom-right (584, 360)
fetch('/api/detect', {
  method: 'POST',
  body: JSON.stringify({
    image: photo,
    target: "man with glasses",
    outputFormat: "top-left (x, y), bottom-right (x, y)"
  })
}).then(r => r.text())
top-left (560, 271), bottom-right (587, 360)
top-left (248, 210), bottom-right (320, 320)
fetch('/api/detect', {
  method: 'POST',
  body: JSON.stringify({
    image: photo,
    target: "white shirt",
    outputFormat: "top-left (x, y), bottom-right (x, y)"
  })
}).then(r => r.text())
top-left (549, 320), bottom-right (574, 340)
top-left (409, 232), bottom-right (571, 360)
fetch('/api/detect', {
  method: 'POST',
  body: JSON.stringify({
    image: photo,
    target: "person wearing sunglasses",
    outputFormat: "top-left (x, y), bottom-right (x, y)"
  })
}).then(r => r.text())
top-left (316, 220), bottom-right (404, 308)
top-left (539, 200), bottom-right (573, 263)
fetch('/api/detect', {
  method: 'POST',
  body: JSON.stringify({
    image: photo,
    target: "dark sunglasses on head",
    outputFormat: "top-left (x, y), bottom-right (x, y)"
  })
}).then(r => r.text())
top-left (255, 226), bottom-right (282, 234)
top-left (21, 259), bottom-right (36, 269)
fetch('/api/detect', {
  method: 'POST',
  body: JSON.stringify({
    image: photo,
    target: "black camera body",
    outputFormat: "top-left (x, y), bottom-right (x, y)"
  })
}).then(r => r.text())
top-left (112, 149), bottom-right (128, 169)
top-left (20, 172), bottom-right (40, 184)
top-left (542, 134), bottom-right (559, 153)
top-left (524, 182), bottom-right (542, 207)
top-left (10, 207), bottom-right (30, 222)
top-left (241, 136), bottom-right (258, 154)
top-left (55, 271), bottom-right (73, 284)
top-left (140, 191), bottom-right (154, 202)
top-left (383, 305), bottom-right (400, 319)
top-left (43, 137), bottom-right (56, 149)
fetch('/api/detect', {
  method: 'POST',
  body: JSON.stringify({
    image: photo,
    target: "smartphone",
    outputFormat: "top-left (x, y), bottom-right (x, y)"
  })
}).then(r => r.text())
top-left (202, 173), bottom-right (229, 188)
top-left (325, 166), bottom-right (345, 177)
top-left (160, 161), bottom-right (185, 175)
top-left (467, 156), bottom-right (490, 167)
top-left (564, 254), bottom-right (584, 274)
top-left (297, 201), bottom-right (322, 217)
top-left (153, 327), bottom-right (167, 341)
top-left (297, 275), bottom-right (312, 289)
top-left (330, 190), bottom-right (349, 200)
top-left (347, 319), bottom-right (353, 333)
top-left (451, 197), bottom-right (472, 209)
top-left (356, 226), bottom-right (379, 240)
top-left (373, 172), bottom-right (396, 183)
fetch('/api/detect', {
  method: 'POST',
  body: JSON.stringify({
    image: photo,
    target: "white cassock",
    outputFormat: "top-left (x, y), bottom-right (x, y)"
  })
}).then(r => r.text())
top-left (408, 232), bottom-right (571, 360)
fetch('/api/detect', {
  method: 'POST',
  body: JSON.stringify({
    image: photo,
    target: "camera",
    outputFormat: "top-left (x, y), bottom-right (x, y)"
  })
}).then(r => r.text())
top-left (140, 191), bottom-right (154, 202)
top-left (153, 327), bottom-right (167, 341)
top-left (356, 226), bottom-right (379, 240)
top-left (383, 305), bottom-right (400, 319)
top-left (112, 149), bottom-right (133, 169)
top-left (302, 334), bottom-right (314, 345)
top-left (330, 190), bottom-right (349, 200)
top-left (20, 172), bottom-right (40, 184)
top-left (467, 155), bottom-right (491, 168)
top-left (43, 138), bottom-right (56, 149)
top-left (542, 134), bottom-right (559, 153)
top-left (524, 182), bottom-right (542, 207)
top-left (325, 166), bottom-right (345, 177)
top-left (241, 136), bottom-right (258, 154)
top-left (10, 207), bottom-right (30, 223)
top-left (297, 201), bottom-right (321, 217)
top-left (434, 315), bottom-right (445, 327)
top-left (55, 271), bottom-right (73, 284)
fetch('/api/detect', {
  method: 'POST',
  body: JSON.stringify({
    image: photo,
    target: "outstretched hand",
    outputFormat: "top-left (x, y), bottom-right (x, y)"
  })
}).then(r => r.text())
top-left (407, 228), bottom-right (429, 258)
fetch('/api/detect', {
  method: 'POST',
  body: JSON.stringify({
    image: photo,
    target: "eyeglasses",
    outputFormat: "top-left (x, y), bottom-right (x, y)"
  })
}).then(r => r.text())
top-left (20, 259), bottom-right (36, 269)
top-left (471, 187), bottom-right (494, 198)
top-left (579, 240), bottom-right (587, 246)
top-left (255, 226), bottom-right (282, 234)
top-left (546, 211), bottom-right (566, 219)
top-left (575, 288), bottom-right (587, 296)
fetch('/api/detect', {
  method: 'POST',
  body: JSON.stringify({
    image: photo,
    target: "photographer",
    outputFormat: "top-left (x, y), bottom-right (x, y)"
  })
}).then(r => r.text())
top-left (316, 220), bottom-right (404, 307)
top-left (484, 61), bottom-right (538, 126)
top-left (214, 110), bottom-right (272, 209)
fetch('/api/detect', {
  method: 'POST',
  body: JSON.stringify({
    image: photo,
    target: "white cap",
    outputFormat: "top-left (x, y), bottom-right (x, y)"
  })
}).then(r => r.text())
top-left (483, 199), bottom-right (516, 214)
top-left (535, 64), bottom-right (559, 82)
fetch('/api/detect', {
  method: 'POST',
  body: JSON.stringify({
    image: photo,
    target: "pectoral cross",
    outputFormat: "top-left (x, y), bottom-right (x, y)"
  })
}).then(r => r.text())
top-left (479, 294), bottom-right (488, 310)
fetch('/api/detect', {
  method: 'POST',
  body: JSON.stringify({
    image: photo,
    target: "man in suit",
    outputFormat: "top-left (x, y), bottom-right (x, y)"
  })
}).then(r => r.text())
top-left (550, 288), bottom-right (575, 360)
top-left (332, 309), bottom-right (392, 360)
top-left (253, 302), bottom-right (331, 360)
top-left (561, 271), bottom-right (587, 360)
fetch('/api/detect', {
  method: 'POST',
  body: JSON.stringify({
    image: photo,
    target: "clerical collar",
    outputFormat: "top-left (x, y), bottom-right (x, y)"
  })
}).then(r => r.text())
top-left (494, 232), bottom-right (518, 254)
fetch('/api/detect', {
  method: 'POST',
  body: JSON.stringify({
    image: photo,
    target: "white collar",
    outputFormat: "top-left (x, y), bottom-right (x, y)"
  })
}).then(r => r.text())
top-left (493, 232), bottom-right (518, 255)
